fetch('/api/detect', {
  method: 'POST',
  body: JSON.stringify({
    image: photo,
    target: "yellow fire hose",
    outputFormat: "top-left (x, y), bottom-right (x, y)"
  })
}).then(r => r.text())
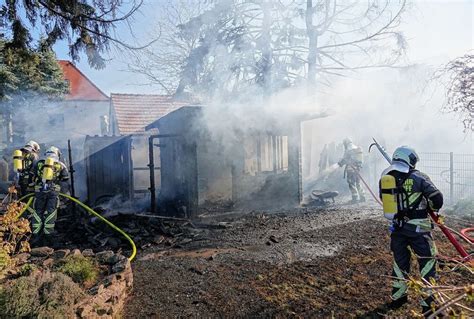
top-left (15, 193), bottom-right (136, 262)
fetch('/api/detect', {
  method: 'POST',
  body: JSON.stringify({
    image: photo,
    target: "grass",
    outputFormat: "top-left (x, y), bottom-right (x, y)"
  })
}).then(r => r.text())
top-left (57, 255), bottom-right (99, 285)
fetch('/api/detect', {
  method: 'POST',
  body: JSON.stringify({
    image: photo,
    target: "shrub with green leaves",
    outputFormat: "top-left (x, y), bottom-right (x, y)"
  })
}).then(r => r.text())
top-left (18, 263), bottom-right (37, 277)
top-left (0, 271), bottom-right (84, 318)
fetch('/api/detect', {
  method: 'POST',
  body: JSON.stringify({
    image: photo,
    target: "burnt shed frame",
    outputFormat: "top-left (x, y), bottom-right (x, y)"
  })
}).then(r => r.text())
top-left (146, 106), bottom-right (303, 218)
top-left (84, 135), bottom-right (134, 205)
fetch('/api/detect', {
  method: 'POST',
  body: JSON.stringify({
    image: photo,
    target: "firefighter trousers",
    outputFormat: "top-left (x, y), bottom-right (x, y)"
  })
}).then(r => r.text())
top-left (32, 191), bottom-right (59, 238)
top-left (390, 228), bottom-right (437, 309)
top-left (346, 170), bottom-right (365, 200)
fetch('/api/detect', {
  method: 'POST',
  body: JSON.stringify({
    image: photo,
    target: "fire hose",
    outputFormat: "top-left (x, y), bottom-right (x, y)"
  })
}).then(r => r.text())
top-left (16, 193), bottom-right (137, 262)
top-left (460, 228), bottom-right (474, 243)
top-left (366, 139), bottom-right (473, 262)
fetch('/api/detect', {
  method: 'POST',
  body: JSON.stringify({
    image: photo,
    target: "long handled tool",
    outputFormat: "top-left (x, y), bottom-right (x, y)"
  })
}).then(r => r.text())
top-left (369, 139), bottom-right (471, 261)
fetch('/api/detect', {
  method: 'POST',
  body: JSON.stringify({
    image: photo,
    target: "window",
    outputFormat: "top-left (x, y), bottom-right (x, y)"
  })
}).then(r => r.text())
top-left (244, 134), bottom-right (289, 175)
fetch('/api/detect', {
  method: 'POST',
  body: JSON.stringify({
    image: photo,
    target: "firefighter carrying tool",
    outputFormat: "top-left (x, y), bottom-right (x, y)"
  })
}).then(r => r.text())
top-left (379, 146), bottom-right (443, 315)
top-left (370, 138), bottom-right (471, 262)
top-left (338, 138), bottom-right (365, 203)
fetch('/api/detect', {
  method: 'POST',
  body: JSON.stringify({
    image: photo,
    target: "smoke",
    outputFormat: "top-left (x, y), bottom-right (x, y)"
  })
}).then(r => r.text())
top-left (3, 0), bottom-right (472, 210)
top-left (190, 59), bottom-right (474, 205)
top-left (307, 65), bottom-right (473, 167)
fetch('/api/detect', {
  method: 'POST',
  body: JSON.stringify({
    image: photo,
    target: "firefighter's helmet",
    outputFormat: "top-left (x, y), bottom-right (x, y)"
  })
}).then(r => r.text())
top-left (22, 140), bottom-right (40, 153)
top-left (45, 146), bottom-right (61, 158)
top-left (392, 146), bottom-right (419, 168)
top-left (343, 137), bottom-right (353, 149)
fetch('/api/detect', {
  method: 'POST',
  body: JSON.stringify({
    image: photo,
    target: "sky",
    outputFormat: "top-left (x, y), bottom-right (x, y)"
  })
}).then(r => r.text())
top-left (52, 0), bottom-right (474, 96)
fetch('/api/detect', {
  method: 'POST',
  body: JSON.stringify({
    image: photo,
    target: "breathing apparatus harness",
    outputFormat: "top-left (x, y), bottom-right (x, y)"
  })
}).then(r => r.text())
top-left (12, 150), bottom-right (38, 195)
top-left (35, 157), bottom-right (62, 192)
top-left (381, 169), bottom-right (429, 232)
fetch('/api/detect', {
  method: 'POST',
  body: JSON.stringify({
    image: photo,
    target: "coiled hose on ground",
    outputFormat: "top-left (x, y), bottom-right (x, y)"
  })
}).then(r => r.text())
top-left (16, 193), bottom-right (136, 261)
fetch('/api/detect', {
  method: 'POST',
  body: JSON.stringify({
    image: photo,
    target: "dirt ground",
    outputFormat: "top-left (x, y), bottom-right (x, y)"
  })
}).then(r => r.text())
top-left (122, 204), bottom-right (473, 318)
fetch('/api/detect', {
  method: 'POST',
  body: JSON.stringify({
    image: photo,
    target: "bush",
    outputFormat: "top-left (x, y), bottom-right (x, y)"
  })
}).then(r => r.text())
top-left (0, 247), bottom-right (10, 272)
top-left (18, 263), bottom-right (37, 276)
top-left (0, 201), bottom-right (31, 273)
top-left (57, 255), bottom-right (99, 284)
top-left (0, 271), bottom-right (84, 319)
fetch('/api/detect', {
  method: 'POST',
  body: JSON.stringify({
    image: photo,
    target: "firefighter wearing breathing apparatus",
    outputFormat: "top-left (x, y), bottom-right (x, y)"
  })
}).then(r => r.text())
top-left (338, 138), bottom-right (365, 203)
top-left (13, 140), bottom-right (41, 198)
top-left (379, 146), bottom-right (443, 316)
top-left (31, 146), bottom-right (69, 245)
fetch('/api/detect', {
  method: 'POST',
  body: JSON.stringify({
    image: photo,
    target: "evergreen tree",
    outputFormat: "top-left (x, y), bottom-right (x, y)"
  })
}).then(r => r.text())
top-left (0, 40), bottom-right (68, 105)
top-left (0, 37), bottom-right (68, 144)
top-left (1, 0), bottom-right (143, 69)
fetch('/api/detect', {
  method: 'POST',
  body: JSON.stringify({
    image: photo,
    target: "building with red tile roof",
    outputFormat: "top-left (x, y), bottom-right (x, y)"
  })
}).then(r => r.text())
top-left (58, 60), bottom-right (109, 101)
top-left (110, 93), bottom-right (190, 135)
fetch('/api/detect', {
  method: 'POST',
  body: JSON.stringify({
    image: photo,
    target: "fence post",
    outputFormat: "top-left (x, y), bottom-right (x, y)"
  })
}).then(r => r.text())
top-left (449, 152), bottom-right (454, 205)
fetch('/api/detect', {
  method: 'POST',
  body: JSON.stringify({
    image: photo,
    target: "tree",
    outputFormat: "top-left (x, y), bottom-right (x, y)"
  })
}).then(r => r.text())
top-left (435, 54), bottom-right (474, 131)
top-left (0, 37), bottom-right (68, 143)
top-left (129, 0), bottom-right (408, 100)
top-left (0, 38), bottom-right (68, 102)
top-left (1, 0), bottom-right (145, 69)
top-left (301, 0), bottom-right (407, 87)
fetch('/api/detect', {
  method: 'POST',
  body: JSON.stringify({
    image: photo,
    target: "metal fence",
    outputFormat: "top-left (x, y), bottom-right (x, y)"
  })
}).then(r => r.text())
top-left (365, 151), bottom-right (474, 205)
top-left (416, 152), bottom-right (474, 205)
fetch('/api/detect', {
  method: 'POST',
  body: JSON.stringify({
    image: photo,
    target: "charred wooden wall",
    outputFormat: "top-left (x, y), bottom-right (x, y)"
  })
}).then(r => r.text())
top-left (152, 106), bottom-right (302, 218)
top-left (84, 135), bottom-right (133, 205)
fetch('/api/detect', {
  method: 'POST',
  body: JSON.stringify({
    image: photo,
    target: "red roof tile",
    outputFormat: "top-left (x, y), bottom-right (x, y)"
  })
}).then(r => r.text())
top-left (110, 94), bottom-right (190, 134)
top-left (58, 60), bottom-right (109, 101)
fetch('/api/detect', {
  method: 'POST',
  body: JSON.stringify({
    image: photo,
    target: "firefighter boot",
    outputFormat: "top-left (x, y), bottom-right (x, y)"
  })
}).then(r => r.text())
top-left (350, 195), bottom-right (359, 204)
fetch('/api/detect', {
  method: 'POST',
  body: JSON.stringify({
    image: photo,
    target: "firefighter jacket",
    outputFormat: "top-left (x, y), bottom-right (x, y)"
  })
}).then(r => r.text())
top-left (33, 158), bottom-right (70, 193)
top-left (339, 145), bottom-right (363, 168)
top-left (339, 145), bottom-right (364, 179)
top-left (19, 152), bottom-right (38, 187)
top-left (380, 169), bottom-right (443, 232)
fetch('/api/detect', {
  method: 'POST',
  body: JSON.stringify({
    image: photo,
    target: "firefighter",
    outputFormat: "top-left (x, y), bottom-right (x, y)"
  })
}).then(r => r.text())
top-left (379, 146), bottom-right (443, 316)
top-left (31, 146), bottom-right (69, 246)
top-left (15, 140), bottom-right (41, 197)
top-left (0, 154), bottom-right (8, 182)
top-left (338, 138), bottom-right (365, 203)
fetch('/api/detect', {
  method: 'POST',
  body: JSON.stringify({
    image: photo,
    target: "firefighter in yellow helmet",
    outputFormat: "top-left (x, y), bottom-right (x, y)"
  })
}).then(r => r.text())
top-left (14, 140), bottom-right (41, 197)
top-left (338, 138), bottom-right (365, 203)
top-left (379, 146), bottom-right (443, 316)
top-left (31, 146), bottom-right (69, 246)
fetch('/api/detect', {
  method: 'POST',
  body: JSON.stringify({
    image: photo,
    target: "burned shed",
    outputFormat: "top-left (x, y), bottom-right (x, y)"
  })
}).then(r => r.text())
top-left (83, 94), bottom-right (190, 205)
top-left (146, 106), bottom-right (304, 218)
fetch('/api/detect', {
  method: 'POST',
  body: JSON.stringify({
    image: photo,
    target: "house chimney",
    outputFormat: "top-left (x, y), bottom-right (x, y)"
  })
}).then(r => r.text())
top-left (100, 115), bottom-right (110, 136)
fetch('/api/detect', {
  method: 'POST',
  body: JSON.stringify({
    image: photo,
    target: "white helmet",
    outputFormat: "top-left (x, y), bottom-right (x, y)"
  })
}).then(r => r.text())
top-left (343, 137), bottom-right (353, 149)
top-left (392, 146), bottom-right (419, 168)
top-left (22, 140), bottom-right (40, 153)
top-left (45, 146), bottom-right (61, 158)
